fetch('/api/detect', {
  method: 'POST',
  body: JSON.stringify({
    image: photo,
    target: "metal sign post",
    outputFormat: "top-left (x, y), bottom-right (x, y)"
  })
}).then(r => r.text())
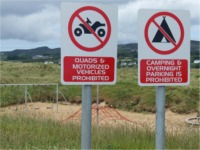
top-left (138, 9), bottom-right (190, 150)
top-left (81, 85), bottom-right (92, 149)
top-left (61, 3), bottom-right (117, 150)
top-left (61, 3), bottom-right (117, 85)
top-left (155, 86), bottom-right (165, 150)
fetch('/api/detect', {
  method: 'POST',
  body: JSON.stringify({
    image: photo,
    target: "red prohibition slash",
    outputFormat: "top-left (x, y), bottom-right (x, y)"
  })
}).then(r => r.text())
top-left (68, 6), bottom-right (111, 52)
top-left (145, 12), bottom-right (184, 55)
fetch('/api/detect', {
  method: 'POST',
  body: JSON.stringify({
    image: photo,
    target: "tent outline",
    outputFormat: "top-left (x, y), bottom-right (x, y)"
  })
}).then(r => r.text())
top-left (152, 16), bottom-right (176, 43)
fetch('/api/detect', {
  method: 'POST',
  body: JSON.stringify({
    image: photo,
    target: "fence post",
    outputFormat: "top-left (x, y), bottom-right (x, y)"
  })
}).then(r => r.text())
top-left (96, 85), bottom-right (99, 126)
top-left (25, 85), bottom-right (27, 111)
top-left (56, 84), bottom-right (59, 112)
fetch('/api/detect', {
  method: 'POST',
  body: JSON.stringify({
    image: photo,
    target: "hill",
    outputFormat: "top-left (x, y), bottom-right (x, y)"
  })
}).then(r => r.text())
top-left (0, 41), bottom-right (199, 64)
top-left (1, 46), bottom-right (60, 62)
top-left (117, 40), bottom-right (199, 59)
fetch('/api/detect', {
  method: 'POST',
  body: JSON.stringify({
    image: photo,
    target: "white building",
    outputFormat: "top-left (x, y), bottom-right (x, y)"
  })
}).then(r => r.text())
top-left (44, 61), bottom-right (54, 64)
top-left (194, 60), bottom-right (200, 64)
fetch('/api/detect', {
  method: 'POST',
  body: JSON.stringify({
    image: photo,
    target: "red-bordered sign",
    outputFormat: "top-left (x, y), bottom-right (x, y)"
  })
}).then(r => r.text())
top-left (140, 59), bottom-right (188, 84)
top-left (63, 56), bottom-right (115, 82)
top-left (68, 6), bottom-right (111, 52)
top-left (144, 12), bottom-right (184, 55)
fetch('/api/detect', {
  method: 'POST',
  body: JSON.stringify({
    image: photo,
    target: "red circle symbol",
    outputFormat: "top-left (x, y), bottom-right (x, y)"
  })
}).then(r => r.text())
top-left (144, 12), bottom-right (184, 55)
top-left (68, 6), bottom-right (111, 52)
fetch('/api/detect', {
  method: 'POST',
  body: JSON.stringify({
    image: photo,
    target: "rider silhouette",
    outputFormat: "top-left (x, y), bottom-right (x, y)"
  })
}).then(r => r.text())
top-left (86, 18), bottom-right (92, 25)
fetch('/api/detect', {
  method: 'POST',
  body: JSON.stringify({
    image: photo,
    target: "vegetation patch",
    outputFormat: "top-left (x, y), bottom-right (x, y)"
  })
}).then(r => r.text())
top-left (0, 114), bottom-right (199, 149)
top-left (0, 61), bottom-right (199, 114)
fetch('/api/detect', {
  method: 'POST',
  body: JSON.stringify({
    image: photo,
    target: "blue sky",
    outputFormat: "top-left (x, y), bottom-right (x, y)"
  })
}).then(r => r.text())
top-left (1, 0), bottom-right (199, 51)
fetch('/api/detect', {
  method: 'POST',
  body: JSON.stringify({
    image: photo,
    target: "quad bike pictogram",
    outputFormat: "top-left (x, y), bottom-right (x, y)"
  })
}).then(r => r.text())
top-left (74, 18), bottom-right (106, 37)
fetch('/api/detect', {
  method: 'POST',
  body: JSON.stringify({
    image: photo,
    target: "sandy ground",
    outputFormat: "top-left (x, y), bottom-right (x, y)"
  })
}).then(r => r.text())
top-left (0, 102), bottom-right (198, 131)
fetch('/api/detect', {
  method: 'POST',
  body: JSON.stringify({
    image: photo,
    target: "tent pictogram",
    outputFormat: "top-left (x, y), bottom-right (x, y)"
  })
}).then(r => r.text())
top-left (144, 11), bottom-right (184, 55)
top-left (152, 16), bottom-right (176, 43)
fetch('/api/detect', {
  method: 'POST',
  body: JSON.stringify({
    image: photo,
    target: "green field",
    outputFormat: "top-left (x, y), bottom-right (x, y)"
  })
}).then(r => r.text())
top-left (0, 61), bottom-right (199, 149)
top-left (0, 114), bottom-right (199, 149)
top-left (0, 61), bottom-right (199, 114)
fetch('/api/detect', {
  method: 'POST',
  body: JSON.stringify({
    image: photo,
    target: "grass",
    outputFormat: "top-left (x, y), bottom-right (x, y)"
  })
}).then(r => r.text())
top-left (0, 61), bottom-right (199, 114)
top-left (0, 114), bottom-right (81, 149)
top-left (0, 114), bottom-right (199, 149)
top-left (0, 61), bottom-right (60, 84)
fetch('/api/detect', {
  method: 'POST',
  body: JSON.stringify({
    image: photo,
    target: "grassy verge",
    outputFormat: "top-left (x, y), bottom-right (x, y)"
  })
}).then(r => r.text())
top-left (0, 114), bottom-right (81, 149)
top-left (0, 114), bottom-right (199, 149)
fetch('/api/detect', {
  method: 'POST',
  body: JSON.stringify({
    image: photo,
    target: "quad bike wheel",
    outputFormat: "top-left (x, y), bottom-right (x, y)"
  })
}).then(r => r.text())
top-left (74, 28), bottom-right (82, 37)
top-left (97, 28), bottom-right (105, 37)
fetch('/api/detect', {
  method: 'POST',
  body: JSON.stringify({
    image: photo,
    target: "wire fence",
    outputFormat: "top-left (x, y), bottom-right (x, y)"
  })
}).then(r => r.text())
top-left (0, 84), bottom-right (61, 112)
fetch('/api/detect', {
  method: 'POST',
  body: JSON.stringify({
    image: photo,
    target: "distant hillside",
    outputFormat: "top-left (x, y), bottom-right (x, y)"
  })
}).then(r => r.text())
top-left (1, 46), bottom-right (60, 62)
top-left (117, 43), bottom-right (138, 58)
top-left (190, 40), bottom-right (200, 62)
top-left (0, 41), bottom-right (199, 63)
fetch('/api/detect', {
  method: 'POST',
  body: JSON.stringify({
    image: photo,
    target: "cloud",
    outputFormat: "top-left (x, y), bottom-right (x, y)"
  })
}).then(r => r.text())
top-left (1, 4), bottom-right (60, 42)
top-left (0, 0), bottom-right (199, 51)
top-left (0, 1), bottom-right (45, 16)
top-left (118, 2), bottom-right (139, 44)
top-left (117, 0), bottom-right (200, 43)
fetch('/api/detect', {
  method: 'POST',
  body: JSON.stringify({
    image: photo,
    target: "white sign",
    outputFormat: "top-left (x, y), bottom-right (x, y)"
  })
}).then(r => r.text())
top-left (138, 9), bottom-right (190, 86)
top-left (61, 2), bottom-right (118, 85)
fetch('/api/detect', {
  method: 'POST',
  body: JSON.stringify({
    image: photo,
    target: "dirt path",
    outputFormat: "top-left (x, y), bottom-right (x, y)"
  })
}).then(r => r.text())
top-left (0, 102), bottom-right (197, 131)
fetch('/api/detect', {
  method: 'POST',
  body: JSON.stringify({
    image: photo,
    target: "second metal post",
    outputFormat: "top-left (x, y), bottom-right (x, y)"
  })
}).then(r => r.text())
top-left (155, 86), bottom-right (166, 150)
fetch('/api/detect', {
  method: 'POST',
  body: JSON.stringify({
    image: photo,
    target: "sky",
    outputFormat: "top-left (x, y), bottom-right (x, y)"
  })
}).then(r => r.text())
top-left (0, 0), bottom-right (199, 51)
